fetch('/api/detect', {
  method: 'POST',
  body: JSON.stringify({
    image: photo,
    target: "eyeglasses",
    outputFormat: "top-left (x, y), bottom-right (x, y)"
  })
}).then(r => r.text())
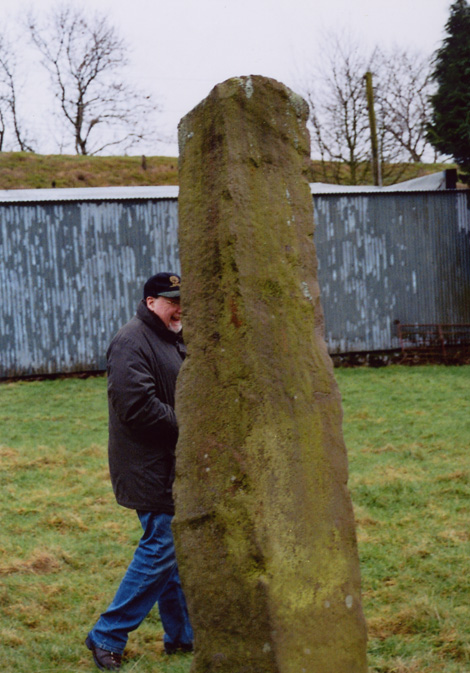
top-left (163, 298), bottom-right (180, 306)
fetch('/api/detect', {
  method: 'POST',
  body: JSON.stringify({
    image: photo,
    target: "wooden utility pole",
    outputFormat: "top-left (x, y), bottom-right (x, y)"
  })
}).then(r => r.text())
top-left (364, 71), bottom-right (382, 186)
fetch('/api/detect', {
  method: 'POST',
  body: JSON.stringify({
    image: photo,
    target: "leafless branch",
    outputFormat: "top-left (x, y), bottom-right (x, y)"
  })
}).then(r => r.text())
top-left (296, 34), bottom-right (438, 184)
top-left (28, 4), bottom-right (159, 155)
top-left (0, 32), bottom-right (36, 152)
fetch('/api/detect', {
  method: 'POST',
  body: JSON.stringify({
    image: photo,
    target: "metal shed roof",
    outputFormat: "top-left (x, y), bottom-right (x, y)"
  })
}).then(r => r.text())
top-left (0, 171), bottom-right (463, 203)
top-left (309, 170), bottom-right (461, 195)
top-left (0, 184), bottom-right (179, 203)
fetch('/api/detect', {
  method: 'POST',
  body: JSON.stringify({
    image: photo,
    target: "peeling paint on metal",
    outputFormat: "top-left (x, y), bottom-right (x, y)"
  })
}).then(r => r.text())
top-left (1, 189), bottom-right (469, 377)
top-left (314, 191), bottom-right (470, 353)
top-left (0, 198), bottom-right (179, 377)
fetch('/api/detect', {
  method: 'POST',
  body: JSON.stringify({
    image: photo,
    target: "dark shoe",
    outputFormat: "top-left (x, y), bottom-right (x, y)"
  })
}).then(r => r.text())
top-left (164, 641), bottom-right (194, 655)
top-left (85, 635), bottom-right (122, 670)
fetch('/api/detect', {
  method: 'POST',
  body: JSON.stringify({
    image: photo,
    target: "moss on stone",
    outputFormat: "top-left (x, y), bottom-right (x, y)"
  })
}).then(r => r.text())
top-left (174, 75), bottom-right (367, 673)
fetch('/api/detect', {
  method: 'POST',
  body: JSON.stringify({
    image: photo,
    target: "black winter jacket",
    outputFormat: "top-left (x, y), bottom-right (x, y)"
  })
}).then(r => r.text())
top-left (107, 300), bottom-right (186, 514)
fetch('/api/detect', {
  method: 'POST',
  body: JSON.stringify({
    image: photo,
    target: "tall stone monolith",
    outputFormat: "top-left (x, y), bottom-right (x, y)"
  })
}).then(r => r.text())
top-left (173, 75), bottom-right (367, 673)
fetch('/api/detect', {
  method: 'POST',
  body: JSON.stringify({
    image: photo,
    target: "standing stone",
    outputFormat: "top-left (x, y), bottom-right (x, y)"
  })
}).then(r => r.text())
top-left (174, 75), bottom-right (367, 673)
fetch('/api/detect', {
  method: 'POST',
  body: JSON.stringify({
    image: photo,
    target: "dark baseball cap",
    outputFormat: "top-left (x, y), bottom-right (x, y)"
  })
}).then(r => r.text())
top-left (143, 272), bottom-right (181, 299)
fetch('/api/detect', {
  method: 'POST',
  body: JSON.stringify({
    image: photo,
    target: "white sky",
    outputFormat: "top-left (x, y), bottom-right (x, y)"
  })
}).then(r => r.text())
top-left (3, 0), bottom-right (451, 156)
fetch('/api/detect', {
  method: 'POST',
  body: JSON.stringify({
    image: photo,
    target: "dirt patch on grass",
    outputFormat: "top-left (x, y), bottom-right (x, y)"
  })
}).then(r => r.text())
top-left (368, 604), bottom-right (440, 640)
top-left (0, 550), bottom-right (62, 575)
top-left (436, 528), bottom-right (470, 543)
top-left (435, 470), bottom-right (469, 483)
top-left (0, 628), bottom-right (25, 647)
top-left (434, 627), bottom-right (470, 662)
top-left (46, 513), bottom-right (89, 532)
top-left (370, 660), bottom-right (432, 673)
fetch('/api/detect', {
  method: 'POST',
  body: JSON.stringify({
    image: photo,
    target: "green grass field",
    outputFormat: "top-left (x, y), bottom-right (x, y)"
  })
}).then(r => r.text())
top-left (0, 365), bottom-right (469, 672)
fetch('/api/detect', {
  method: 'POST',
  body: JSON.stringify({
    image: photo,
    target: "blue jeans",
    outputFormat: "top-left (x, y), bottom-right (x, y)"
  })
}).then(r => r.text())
top-left (88, 511), bottom-right (193, 655)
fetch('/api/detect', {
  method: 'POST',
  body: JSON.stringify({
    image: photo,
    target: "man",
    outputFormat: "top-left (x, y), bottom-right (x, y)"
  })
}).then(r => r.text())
top-left (85, 272), bottom-right (193, 671)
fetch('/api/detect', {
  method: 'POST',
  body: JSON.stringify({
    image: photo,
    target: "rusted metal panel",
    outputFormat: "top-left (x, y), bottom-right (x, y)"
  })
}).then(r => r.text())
top-left (313, 191), bottom-right (470, 353)
top-left (0, 198), bottom-right (179, 377)
top-left (397, 323), bottom-right (470, 360)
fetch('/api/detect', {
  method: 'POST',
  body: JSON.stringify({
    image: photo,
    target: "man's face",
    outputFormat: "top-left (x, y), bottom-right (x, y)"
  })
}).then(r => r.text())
top-left (146, 296), bottom-right (182, 333)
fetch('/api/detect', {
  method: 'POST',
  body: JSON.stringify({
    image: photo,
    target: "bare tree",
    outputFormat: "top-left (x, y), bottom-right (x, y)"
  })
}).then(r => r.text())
top-left (297, 35), bottom-right (437, 184)
top-left (374, 49), bottom-right (436, 163)
top-left (301, 34), bottom-right (373, 184)
top-left (0, 33), bottom-right (35, 152)
top-left (28, 5), bottom-right (159, 155)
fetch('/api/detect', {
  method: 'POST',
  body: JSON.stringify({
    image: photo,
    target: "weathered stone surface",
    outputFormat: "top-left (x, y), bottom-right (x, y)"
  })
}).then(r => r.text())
top-left (174, 75), bottom-right (367, 673)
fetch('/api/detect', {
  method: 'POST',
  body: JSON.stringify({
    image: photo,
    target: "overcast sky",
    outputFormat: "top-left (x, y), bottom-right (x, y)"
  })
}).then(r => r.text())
top-left (4, 0), bottom-right (452, 156)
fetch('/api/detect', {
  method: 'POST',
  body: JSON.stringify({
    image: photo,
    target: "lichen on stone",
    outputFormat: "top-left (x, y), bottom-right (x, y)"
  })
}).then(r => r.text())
top-left (175, 74), bottom-right (367, 673)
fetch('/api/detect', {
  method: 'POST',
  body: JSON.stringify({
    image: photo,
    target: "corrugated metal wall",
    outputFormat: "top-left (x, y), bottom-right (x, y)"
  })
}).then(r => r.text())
top-left (314, 191), bottom-right (470, 353)
top-left (1, 189), bottom-right (469, 376)
top-left (0, 198), bottom-right (179, 376)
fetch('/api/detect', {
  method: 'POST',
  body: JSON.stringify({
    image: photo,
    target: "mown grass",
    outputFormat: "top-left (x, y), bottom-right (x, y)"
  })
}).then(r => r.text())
top-left (341, 365), bottom-right (470, 673)
top-left (0, 151), bottom-right (454, 190)
top-left (0, 365), bottom-right (469, 672)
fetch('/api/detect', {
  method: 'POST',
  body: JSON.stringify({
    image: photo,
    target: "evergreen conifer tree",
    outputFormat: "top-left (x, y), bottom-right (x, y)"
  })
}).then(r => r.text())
top-left (427, 0), bottom-right (470, 182)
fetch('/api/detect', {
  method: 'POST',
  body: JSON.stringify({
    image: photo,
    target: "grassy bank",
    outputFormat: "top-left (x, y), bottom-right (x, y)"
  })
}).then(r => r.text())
top-left (0, 153), bottom-right (179, 190)
top-left (0, 151), bottom-right (453, 190)
top-left (0, 365), bottom-right (469, 672)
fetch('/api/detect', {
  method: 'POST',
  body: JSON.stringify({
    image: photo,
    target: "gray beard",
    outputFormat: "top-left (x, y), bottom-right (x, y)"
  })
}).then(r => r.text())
top-left (168, 321), bottom-right (182, 334)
